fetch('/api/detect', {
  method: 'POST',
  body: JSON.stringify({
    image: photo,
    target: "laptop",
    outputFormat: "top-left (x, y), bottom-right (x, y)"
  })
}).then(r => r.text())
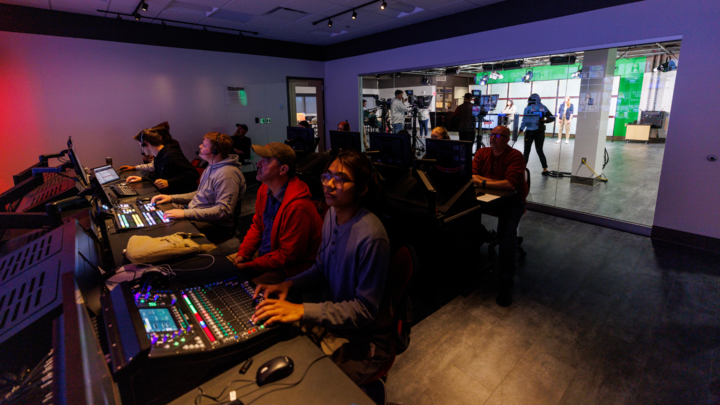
top-left (92, 165), bottom-right (138, 197)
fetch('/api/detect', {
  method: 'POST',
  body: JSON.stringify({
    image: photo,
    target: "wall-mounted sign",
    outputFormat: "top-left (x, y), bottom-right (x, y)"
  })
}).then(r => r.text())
top-left (226, 86), bottom-right (248, 106)
top-left (436, 76), bottom-right (446, 82)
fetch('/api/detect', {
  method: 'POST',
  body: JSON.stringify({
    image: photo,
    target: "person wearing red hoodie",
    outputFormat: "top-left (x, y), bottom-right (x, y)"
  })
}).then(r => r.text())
top-left (234, 142), bottom-right (323, 284)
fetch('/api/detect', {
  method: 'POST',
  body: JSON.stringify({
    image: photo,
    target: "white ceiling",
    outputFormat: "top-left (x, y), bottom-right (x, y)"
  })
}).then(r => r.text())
top-left (1, 0), bottom-right (504, 45)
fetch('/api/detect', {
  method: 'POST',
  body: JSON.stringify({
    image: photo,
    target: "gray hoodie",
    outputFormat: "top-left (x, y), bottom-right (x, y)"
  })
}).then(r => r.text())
top-left (171, 155), bottom-right (245, 227)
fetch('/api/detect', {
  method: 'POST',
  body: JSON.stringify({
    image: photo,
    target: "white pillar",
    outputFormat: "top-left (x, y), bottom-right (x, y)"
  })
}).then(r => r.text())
top-left (572, 48), bottom-right (617, 185)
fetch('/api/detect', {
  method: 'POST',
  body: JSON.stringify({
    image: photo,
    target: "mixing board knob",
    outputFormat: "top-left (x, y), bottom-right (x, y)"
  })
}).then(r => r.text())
top-left (163, 335), bottom-right (168, 343)
top-left (171, 298), bottom-right (176, 305)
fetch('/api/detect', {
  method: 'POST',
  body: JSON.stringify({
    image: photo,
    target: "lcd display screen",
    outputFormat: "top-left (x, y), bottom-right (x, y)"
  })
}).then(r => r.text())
top-left (93, 165), bottom-right (120, 185)
top-left (140, 308), bottom-right (178, 333)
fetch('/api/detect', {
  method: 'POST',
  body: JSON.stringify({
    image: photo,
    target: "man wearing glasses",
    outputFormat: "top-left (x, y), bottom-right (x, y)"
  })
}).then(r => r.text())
top-left (472, 125), bottom-right (528, 307)
top-left (233, 142), bottom-right (323, 284)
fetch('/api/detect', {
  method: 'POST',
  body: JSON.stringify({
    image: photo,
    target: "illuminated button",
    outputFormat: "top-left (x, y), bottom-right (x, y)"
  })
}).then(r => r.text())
top-left (174, 342), bottom-right (179, 346)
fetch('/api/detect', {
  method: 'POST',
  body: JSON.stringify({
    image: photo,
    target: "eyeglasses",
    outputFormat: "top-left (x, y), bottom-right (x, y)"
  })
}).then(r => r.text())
top-left (321, 173), bottom-right (354, 190)
top-left (490, 133), bottom-right (509, 139)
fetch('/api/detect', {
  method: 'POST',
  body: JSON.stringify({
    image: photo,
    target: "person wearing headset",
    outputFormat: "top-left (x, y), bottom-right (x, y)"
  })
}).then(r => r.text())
top-left (251, 149), bottom-right (393, 385)
top-left (151, 132), bottom-right (246, 243)
top-left (124, 127), bottom-right (199, 193)
top-left (233, 142), bottom-right (323, 285)
top-left (119, 121), bottom-right (177, 173)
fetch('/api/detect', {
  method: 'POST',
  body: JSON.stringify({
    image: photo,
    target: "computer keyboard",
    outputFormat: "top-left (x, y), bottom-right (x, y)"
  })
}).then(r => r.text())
top-left (112, 183), bottom-right (139, 196)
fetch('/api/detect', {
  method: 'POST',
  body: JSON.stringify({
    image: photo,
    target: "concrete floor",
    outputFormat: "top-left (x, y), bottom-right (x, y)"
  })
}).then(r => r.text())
top-left (386, 211), bottom-right (719, 405)
top-left (511, 136), bottom-right (664, 226)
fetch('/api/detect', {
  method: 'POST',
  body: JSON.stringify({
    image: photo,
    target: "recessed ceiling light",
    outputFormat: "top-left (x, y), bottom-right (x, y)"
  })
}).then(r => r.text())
top-left (328, 19), bottom-right (332, 27)
top-left (352, 10), bottom-right (357, 19)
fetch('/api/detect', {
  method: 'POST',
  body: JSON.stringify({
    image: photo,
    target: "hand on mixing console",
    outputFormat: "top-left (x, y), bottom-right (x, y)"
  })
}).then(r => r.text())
top-left (163, 209), bottom-right (185, 220)
top-left (254, 280), bottom-right (292, 301)
top-left (252, 299), bottom-right (304, 326)
top-left (126, 176), bottom-right (142, 183)
top-left (151, 194), bottom-right (172, 205)
top-left (154, 179), bottom-right (169, 189)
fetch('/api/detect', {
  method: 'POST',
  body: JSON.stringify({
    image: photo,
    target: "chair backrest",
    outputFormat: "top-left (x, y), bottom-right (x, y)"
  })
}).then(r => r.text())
top-left (525, 167), bottom-right (531, 189)
top-left (190, 158), bottom-right (202, 167)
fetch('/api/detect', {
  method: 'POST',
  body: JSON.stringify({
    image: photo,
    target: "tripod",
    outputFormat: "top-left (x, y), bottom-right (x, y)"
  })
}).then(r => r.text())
top-left (410, 108), bottom-right (425, 155)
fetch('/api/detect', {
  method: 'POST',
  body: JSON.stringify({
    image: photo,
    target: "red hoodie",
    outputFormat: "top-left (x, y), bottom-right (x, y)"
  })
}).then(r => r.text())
top-left (237, 177), bottom-right (323, 277)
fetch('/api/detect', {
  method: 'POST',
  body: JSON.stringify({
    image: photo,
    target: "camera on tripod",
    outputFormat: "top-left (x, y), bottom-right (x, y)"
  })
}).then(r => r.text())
top-left (405, 90), bottom-right (432, 113)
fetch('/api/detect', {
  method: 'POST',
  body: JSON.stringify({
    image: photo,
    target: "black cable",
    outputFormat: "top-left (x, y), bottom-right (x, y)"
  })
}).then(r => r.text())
top-left (241, 355), bottom-right (329, 404)
top-left (603, 148), bottom-right (609, 170)
top-left (195, 380), bottom-right (255, 404)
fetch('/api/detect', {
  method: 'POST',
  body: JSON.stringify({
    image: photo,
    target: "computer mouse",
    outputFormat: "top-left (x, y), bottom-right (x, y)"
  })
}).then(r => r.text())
top-left (256, 356), bottom-right (294, 386)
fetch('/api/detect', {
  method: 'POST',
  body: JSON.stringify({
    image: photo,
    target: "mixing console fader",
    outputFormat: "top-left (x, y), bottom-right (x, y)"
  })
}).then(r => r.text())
top-left (102, 276), bottom-right (284, 405)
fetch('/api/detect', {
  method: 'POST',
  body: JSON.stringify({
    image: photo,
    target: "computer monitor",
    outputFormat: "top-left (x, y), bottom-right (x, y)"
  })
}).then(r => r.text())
top-left (405, 90), bottom-right (414, 96)
top-left (329, 131), bottom-right (362, 153)
top-left (92, 165), bottom-right (120, 185)
top-left (368, 133), bottom-right (413, 168)
top-left (286, 126), bottom-right (315, 153)
top-left (479, 94), bottom-right (499, 111)
top-left (472, 89), bottom-right (481, 96)
top-left (424, 138), bottom-right (474, 179)
top-left (67, 137), bottom-right (89, 186)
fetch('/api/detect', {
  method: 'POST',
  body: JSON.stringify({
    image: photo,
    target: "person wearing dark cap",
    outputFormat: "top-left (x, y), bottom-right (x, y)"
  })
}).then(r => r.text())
top-left (232, 123), bottom-right (252, 161)
top-left (234, 142), bottom-right (323, 285)
top-left (452, 93), bottom-right (476, 142)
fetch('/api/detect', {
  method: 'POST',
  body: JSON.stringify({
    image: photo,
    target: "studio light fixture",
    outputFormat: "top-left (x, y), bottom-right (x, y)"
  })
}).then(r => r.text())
top-left (352, 10), bottom-right (357, 19)
top-left (376, 74), bottom-right (381, 79)
top-left (141, 2), bottom-right (148, 11)
top-left (134, 13), bottom-right (140, 21)
top-left (328, 19), bottom-right (332, 27)
top-left (571, 67), bottom-right (582, 79)
top-left (522, 70), bottom-right (533, 83)
top-left (97, 9), bottom-right (260, 37)
top-left (381, 1), bottom-right (387, 10)
top-left (490, 71), bottom-right (503, 80)
top-left (479, 75), bottom-right (489, 85)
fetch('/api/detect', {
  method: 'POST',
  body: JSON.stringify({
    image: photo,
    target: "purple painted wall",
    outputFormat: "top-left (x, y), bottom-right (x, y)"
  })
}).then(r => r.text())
top-left (324, 0), bottom-right (720, 239)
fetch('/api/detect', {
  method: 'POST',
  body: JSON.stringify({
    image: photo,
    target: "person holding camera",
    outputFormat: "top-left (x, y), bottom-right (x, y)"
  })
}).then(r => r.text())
top-left (390, 90), bottom-right (407, 133)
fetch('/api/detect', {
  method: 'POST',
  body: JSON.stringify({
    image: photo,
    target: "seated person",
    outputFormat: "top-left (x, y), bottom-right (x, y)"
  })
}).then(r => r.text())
top-left (298, 120), bottom-right (312, 129)
top-left (430, 126), bottom-right (450, 140)
top-left (119, 121), bottom-right (177, 172)
top-left (472, 125), bottom-right (528, 307)
top-left (231, 123), bottom-right (252, 161)
top-left (337, 121), bottom-right (350, 131)
top-left (252, 149), bottom-right (393, 385)
top-left (151, 132), bottom-right (246, 243)
top-left (234, 142), bottom-right (323, 285)
top-left (124, 126), bottom-right (199, 194)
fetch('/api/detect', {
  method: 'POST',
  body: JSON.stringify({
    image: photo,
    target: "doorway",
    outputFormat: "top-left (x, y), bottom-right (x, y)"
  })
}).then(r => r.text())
top-left (287, 77), bottom-right (326, 152)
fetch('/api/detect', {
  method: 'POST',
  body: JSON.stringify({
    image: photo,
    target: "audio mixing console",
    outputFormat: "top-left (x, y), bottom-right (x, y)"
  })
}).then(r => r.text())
top-left (103, 276), bottom-right (283, 405)
top-left (113, 202), bottom-right (171, 229)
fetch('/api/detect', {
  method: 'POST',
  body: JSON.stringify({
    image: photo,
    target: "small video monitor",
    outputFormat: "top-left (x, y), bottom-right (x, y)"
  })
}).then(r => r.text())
top-left (472, 106), bottom-right (482, 116)
top-left (405, 90), bottom-right (413, 96)
top-left (329, 131), bottom-right (362, 153)
top-left (139, 308), bottom-right (179, 333)
top-left (424, 138), bottom-right (474, 179)
top-left (472, 90), bottom-right (481, 96)
top-left (479, 94), bottom-right (499, 110)
top-left (286, 126), bottom-right (315, 153)
top-left (67, 137), bottom-right (90, 186)
top-left (369, 133), bottom-right (413, 168)
top-left (92, 165), bottom-right (120, 185)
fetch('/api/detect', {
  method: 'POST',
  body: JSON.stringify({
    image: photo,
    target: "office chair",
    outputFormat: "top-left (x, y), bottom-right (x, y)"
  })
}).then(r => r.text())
top-left (482, 168), bottom-right (530, 262)
top-left (361, 244), bottom-right (417, 405)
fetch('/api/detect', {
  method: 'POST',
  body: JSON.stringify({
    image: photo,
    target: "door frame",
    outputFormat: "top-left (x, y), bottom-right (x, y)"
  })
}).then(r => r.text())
top-left (286, 77), bottom-right (326, 152)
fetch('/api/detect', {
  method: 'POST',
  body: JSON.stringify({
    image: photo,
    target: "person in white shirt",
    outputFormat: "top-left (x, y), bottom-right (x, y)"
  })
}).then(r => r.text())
top-left (390, 90), bottom-right (407, 133)
top-left (502, 100), bottom-right (517, 130)
top-left (419, 107), bottom-right (430, 137)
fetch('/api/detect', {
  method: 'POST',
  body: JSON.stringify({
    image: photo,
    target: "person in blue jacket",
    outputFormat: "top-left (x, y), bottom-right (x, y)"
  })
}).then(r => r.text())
top-left (556, 96), bottom-right (574, 144)
top-left (519, 94), bottom-right (555, 176)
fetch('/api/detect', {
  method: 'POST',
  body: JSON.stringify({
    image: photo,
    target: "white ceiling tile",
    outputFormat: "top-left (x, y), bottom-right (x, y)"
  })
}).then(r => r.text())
top-left (179, 0), bottom-right (232, 8)
top-left (221, 0), bottom-right (287, 15)
top-left (209, 8), bottom-right (255, 23)
top-left (395, 9), bottom-right (441, 23)
top-left (281, 17), bottom-right (323, 32)
top-left (51, 0), bottom-right (110, 13)
top-left (400, 0), bottom-right (459, 9)
top-left (199, 16), bottom-right (242, 29)
top-left (237, 16), bottom-right (289, 33)
top-left (156, 9), bottom-right (207, 23)
top-left (0, 0), bottom-right (49, 8)
top-left (466, 0), bottom-right (505, 6)
top-left (281, 0), bottom-right (337, 14)
top-left (314, 4), bottom-right (350, 16)
top-left (367, 17), bottom-right (408, 31)
top-left (356, 11), bottom-right (396, 25)
top-left (428, 0), bottom-right (479, 15)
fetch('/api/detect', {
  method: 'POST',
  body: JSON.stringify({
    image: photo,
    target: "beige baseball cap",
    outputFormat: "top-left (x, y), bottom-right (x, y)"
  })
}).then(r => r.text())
top-left (252, 142), bottom-right (297, 169)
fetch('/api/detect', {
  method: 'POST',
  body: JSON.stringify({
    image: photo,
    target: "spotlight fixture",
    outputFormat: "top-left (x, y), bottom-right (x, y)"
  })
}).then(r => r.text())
top-left (352, 10), bottom-right (357, 19)
top-left (141, 2), bottom-right (148, 11)
top-left (134, 13), bottom-right (140, 21)
top-left (396, 72), bottom-right (401, 78)
top-left (479, 75), bottom-right (489, 85)
top-left (328, 19), bottom-right (332, 27)
top-left (376, 74), bottom-right (381, 79)
top-left (490, 71), bottom-right (503, 80)
top-left (381, 1), bottom-right (387, 10)
top-left (522, 70), bottom-right (533, 83)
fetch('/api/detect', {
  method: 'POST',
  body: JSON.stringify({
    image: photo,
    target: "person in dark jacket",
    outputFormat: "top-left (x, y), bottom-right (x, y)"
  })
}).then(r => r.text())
top-left (519, 93), bottom-right (555, 175)
top-left (125, 126), bottom-right (199, 194)
top-left (251, 149), bottom-right (393, 385)
top-left (452, 93), bottom-right (476, 142)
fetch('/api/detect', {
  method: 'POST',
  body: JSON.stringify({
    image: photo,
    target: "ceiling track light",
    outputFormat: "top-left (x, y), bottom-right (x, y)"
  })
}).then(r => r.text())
top-left (134, 13), bottom-right (140, 21)
top-left (328, 19), bottom-right (332, 27)
top-left (352, 10), bottom-right (357, 19)
top-left (381, 1), bottom-right (387, 10)
top-left (141, 2), bottom-right (148, 11)
top-left (99, 10), bottom-right (260, 37)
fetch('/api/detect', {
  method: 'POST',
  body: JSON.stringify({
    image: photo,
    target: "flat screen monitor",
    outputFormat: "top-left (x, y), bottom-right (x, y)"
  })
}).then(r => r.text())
top-left (479, 94), bottom-right (499, 110)
top-left (369, 133), bottom-right (413, 168)
top-left (424, 138), bottom-right (474, 179)
top-left (472, 89), bottom-right (481, 96)
top-left (481, 114), bottom-right (500, 129)
top-left (329, 130), bottom-right (362, 153)
top-left (67, 137), bottom-right (90, 186)
top-left (405, 90), bottom-right (413, 96)
top-left (92, 165), bottom-right (120, 185)
top-left (286, 126), bottom-right (315, 153)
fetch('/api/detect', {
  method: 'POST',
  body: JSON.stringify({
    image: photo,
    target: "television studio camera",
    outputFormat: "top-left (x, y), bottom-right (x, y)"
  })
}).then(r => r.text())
top-left (405, 90), bottom-right (433, 154)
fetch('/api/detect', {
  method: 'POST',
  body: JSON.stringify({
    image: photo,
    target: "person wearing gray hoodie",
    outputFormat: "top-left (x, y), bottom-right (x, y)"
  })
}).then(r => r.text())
top-left (151, 132), bottom-right (246, 243)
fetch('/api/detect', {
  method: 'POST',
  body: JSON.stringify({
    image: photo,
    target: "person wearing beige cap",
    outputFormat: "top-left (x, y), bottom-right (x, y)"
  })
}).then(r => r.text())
top-left (234, 142), bottom-right (323, 285)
